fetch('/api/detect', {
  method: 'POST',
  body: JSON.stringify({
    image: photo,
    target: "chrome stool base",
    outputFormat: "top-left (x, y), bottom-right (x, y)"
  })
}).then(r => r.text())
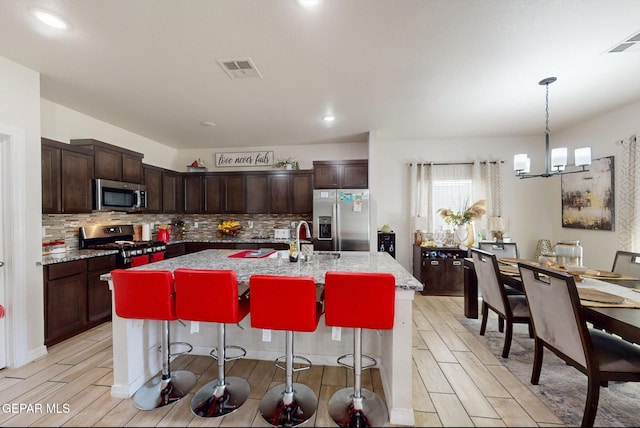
top-left (191, 376), bottom-right (250, 417)
top-left (133, 370), bottom-right (197, 411)
top-left (327, 387), bottom-right (388, 428)
top-left (259, 383), bottom-right (318, 427)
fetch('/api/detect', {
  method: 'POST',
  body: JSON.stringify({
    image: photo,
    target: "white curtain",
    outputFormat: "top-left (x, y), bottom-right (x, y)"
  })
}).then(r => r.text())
top-left (617, 134), bottom-right (639, 251)
top-left (409, 160), bottom-right (504, 234)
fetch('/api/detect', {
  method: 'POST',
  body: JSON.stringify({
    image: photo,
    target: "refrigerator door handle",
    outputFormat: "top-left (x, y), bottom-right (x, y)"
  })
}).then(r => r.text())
top-left (334, 203), bottom-right (340, 251)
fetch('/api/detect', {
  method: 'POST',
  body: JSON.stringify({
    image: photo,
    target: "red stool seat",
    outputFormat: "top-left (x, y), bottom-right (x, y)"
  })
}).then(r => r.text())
top-left (174, 268), bottom-right (250, 418)
top-left (110, 269), bottom-right (196, 411)
top-left (323, 271), bottom-right (396, 428)
top-left (249, 275), bottom-right (321, 427)
top-left (324, 272), bottom-right (395, 329)
top-left (250, 275), bottom-right (322, 331)
top-left (175, 269), bottom-right (249, 323)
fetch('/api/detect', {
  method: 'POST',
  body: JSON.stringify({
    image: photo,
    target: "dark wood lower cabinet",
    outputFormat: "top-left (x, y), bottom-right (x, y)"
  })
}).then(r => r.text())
top-left (87, 255), bottom-right (116, 324)
top-left (44, 255), bottom-right (116, 347)
top-left (413, 245), bottom-right (466, 296)
top-left (44, 260), bottom-right (86, 346)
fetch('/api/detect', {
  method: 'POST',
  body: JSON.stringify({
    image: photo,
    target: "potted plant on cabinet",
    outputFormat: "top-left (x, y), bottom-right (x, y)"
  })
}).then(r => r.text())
top-left (272, 157), bottom-right (300, 170)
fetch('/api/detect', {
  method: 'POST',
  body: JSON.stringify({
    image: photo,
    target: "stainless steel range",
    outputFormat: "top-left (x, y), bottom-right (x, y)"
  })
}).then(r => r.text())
top-left (79, 224), bottom-right (166, 268)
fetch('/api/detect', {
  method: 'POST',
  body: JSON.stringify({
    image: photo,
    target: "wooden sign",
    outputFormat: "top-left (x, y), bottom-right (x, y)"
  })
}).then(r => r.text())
top-left (214, 151), bottom-right (274, 167)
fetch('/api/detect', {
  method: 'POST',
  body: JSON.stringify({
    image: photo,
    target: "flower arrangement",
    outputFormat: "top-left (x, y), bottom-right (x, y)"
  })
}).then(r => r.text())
top-left (437, 199), bottom-right (487, 227)
top-left (272, 157), bottom-right (300, 170)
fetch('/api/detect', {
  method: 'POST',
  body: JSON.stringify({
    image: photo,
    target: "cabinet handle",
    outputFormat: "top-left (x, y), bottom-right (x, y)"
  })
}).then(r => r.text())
top-left (453, 260), bottom-right (462, 266)
top-left (430, 260), bottom-right (440, 266)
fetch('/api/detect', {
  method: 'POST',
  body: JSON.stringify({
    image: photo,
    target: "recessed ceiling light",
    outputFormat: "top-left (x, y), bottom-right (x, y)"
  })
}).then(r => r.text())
top-left (200, 121), bottom-right (216, 127)
top-left (298, 0), bottom-right (322, 8)
top-left (323, 115), bottom-right (336, 122)
top-left (32, 9), bottom-right (69, 30)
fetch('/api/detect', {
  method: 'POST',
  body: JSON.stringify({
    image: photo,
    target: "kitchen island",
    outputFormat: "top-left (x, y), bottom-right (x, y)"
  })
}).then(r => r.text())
top-left (101, 249), bottom-right (422, 426)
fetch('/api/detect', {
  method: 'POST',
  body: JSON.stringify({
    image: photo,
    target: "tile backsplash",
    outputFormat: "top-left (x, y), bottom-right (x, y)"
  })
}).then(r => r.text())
top-left (42, 212), bottom-right (312, 250)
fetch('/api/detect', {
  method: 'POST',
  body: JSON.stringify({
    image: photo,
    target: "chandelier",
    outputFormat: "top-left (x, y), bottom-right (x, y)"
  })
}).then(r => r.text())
top-left (514, 77), bottom-right (591, 179)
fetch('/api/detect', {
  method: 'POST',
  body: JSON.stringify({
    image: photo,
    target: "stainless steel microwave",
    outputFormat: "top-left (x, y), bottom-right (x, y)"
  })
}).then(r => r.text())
top-left (93, 178), bottom-right (147, 212)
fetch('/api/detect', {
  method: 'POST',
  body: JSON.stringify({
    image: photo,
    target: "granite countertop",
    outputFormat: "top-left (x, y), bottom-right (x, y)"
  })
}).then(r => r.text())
top-left (101, 249), bottom-right (423, 291)
top-left (41, 238), bottom-right (312, 266)
top-left (166, 238), bottom-right (309, 245)
top-left (42, 248), bottom-right (119, 265)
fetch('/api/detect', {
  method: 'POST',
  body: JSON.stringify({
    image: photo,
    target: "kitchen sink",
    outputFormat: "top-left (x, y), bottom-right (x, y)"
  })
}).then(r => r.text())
top-left (266, 250), bottom-right (341, 261)
top-left (310, 251), bottom-right (341, 260)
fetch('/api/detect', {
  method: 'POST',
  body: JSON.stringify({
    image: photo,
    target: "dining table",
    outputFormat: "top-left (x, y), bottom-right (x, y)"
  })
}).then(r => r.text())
top-left (463, 257), bottom-right (640, 345)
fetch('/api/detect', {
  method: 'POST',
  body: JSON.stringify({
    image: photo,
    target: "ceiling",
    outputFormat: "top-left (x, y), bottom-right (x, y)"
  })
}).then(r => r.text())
top-left (1, 0), bottom-right (639, 150)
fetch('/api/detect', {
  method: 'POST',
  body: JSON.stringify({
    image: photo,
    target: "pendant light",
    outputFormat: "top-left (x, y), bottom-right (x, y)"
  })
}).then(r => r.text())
top-left (514, 77), bottom-right (591, 179)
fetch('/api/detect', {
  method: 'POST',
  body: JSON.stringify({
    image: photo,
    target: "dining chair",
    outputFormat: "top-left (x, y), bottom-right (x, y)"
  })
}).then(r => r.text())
top-left (478, 241), bottom-right (519, 259)
top-left (517, 262), bottom-right (640, 427)
top-left (470, 248), bottom-right (532, 358)
top-left (477, 242), bottom-right (524, 333)
top-left (611, 250), bottom-right (640, 279)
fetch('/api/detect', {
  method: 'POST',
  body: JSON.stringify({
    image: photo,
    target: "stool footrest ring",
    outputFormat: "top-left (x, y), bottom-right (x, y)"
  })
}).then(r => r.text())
top-left (274, 355), bottom-right (312, 372)
top-left (209, 345), bottom-right (247, 362)
top-left (158, 341), bottom-right (193, 357)
top-left (337, 353), bottom-right (377, 370)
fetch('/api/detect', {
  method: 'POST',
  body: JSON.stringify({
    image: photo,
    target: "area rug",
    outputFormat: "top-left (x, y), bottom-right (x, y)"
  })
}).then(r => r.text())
top-left (458, 315), bottom-right (640, 427)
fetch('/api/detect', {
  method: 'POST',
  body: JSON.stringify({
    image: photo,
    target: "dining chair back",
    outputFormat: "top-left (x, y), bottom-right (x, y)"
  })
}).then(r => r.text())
top-left (518, 262), bottom-right (640, 427)
top-left (478, 241), bottom-right (519, 259)
top-left (611, 250), bottom-right (640, 278)
top-left (470, 248), bottom-right (531, 358)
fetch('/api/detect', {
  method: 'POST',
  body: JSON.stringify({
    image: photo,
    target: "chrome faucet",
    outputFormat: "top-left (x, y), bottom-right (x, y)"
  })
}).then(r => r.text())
top-left (296, 220), bottom-right (311, 260)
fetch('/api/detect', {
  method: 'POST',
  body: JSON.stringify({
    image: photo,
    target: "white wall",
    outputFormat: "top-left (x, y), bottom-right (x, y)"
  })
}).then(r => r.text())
top-left (550, 101), bottom-right (640, 269)
top-left (41, 99), bottom-right (368, 172)
top-left (371, 100), bottom-right (640, 272)
top-left (0, 56), bottom-right (46, 367)
top-left (370, 134), bottom-right (552, 271)
top-left (176, 143), bottom-right (368, 172)
top-left (40, 99), bottom-right (180, 170)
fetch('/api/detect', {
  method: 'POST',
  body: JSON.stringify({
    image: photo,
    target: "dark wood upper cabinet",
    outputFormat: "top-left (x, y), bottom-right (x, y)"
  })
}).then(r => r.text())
top-left (245, 171), bottom-right (312, 214)
top-left (183, 174), bottom-right (203, 214)
top-left (269, 173), bottom-right (291, 214)
top-left (162, 170), bottom-right (182, 214)
top-left (313, 159), bottom-right (368, 189)
top-left (204, 174), bottom-right (224, 214)
top-left (291, 172), bottom-right (313, 214)
top-left (225, 175), bottom-right (246, 213)
top-left (142, 164), bottom-right (162, 213)
top-left (41, 138), bottom-right (94, 214)
top-left (70, 138), bottom-right (144, 183)
top-left (246, 174), bottom-right (269, 213)
top-left (122, 153), bottom-right (143, 183)
top-left (41, 140), bottom-right (62, 213)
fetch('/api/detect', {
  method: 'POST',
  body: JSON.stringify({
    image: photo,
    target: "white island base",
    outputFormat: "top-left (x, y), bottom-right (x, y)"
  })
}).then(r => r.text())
top-left (105, 250), bottom-right (420, 426)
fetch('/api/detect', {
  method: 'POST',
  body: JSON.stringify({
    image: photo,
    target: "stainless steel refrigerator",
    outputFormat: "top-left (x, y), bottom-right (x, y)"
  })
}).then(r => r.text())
top-left (312, 189), bottom-right (370, 251)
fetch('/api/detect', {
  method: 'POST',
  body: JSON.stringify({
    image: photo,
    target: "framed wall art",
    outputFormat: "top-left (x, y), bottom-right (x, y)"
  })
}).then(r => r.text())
top-left (561, 156), bottom-right (614, 230)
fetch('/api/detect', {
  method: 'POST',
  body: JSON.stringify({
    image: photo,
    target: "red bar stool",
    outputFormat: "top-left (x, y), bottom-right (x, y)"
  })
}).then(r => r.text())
top-left (174, 268), bottom-right (250, 417)
top-left (110, 269), bottom-right (196, 410)
top-left (249, 274), bottom-right (322, 427)
top-left (323, 271), bottom-right (396, 427)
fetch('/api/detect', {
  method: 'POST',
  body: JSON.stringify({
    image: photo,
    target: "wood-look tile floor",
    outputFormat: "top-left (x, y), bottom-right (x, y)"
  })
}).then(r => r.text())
top-left (0, 295), bottom-right (566, 427)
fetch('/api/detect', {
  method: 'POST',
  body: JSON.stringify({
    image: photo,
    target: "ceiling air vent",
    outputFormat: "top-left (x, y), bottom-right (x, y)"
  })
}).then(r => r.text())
top-left (608, 30), bottom-right (640, 53)
top-left (217, 58), bottom-right (262, 79)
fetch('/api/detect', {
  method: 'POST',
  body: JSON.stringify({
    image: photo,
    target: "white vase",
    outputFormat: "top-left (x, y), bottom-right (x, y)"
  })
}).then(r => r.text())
top-left (285, 163), bottom-right (293, 170)
top-left (455, 224), bottom-right (470, 246)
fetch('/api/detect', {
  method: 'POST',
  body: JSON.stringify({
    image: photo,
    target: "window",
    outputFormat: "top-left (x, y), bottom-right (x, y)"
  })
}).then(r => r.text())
top-left (409, 161), bottom-right (503, 238)
top-left (432, 179), bottom-right (473, 232)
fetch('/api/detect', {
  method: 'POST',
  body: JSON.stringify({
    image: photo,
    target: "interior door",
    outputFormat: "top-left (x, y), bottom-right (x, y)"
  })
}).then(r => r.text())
top-left (0, 136), bottom-right (7, 368)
